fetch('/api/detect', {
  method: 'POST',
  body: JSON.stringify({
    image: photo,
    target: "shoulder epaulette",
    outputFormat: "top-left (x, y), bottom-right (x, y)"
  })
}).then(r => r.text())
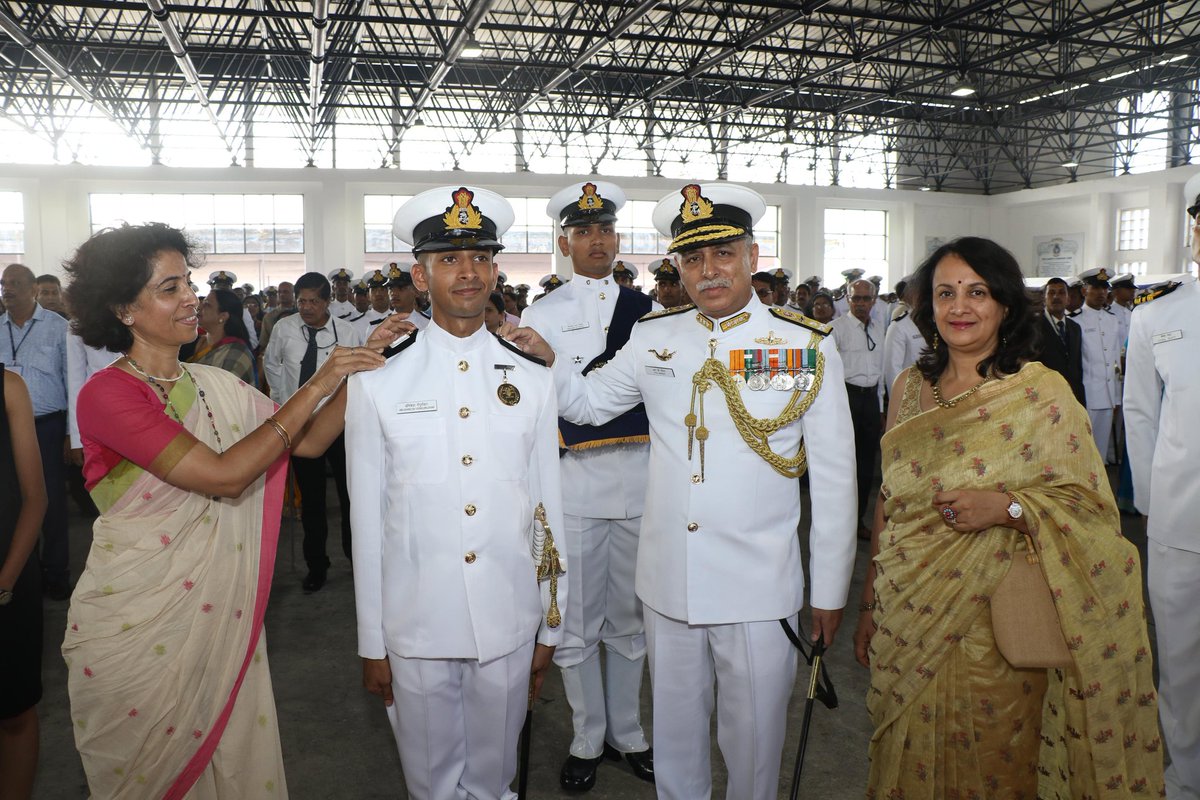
top-left (1066, 309), bottom-right (1081, 318)
top-left (638, 303), bottom-right (695, 322)
top-left (381, 330), bottom-right (417, 360)
top-left (769, 306), bottom-right (832, 336)
top-left (1134, 281), bottom-right (1181, 306)
top-left (495, 334), bottom-right (547, 367)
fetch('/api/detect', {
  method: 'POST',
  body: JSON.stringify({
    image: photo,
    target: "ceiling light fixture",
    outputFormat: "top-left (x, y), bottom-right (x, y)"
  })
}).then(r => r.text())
top-left (949, 81), bottom-right (976, 97)
top-left (1061, 159), bottom-right (1079, 168)
top-left (461, 35), bottom-right (483, 59)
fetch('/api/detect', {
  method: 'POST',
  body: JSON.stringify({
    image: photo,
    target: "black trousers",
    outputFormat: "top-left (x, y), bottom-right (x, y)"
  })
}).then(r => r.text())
top-left (291, 433), bottom-right (351, 572)
top-left (34, 411), bottom-right (69, 585)
top-left (845, 383), bottom-right (882, 527)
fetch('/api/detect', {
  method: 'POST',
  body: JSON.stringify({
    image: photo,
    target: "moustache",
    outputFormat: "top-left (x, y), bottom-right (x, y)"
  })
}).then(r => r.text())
top-left (695, 277), bottom-right (733, 292)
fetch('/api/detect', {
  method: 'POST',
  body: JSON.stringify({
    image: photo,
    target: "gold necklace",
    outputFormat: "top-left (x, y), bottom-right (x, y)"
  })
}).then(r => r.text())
top-left (931, 374), bottom-right (991, 409)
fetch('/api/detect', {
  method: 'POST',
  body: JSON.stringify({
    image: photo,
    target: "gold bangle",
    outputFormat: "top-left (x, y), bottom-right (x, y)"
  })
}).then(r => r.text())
top-left (858, 601), bottom-right (876, 613)
top-left (264, 416), bottom-right (292, 450)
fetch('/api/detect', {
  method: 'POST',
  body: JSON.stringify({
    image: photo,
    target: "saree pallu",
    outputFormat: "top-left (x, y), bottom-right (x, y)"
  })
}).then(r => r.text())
top-left (190, 338), bottom-right (257, 386)
top-left (63, 365), bottom-right (289, 799)
top-left (867, 363), bottom-right (1162, 799)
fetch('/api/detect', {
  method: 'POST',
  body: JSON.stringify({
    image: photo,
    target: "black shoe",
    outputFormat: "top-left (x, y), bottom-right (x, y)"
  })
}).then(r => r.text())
top-left (604, 742), bottom-right (655, 783)
top-left (559, 754), bottom-right (604, 792)
top-left (301, 570), bottom-right (326, 593)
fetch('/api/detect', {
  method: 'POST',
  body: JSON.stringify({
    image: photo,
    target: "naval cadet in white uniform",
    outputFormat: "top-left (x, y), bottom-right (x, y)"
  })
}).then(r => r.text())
top-left (881, 278), bottom-right (923, 390)
top-left (1124, 181), bottom-right (1200, 800)
top-left (347, 186), bottom-right (567, 800)
top-left (352, 268), bottom-right (394, 338)
top-left (508, 182), bottom-right (857, 800)
top-left (1069, 267), bottom-right (1123, 462)
top-left (327, 267), bottom-right (357, 320)
top-left (521, 181), bottom-right (656, 791)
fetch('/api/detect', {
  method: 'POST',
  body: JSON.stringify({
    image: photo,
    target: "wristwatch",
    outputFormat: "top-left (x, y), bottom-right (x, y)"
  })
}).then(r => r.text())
top-left (0, 588), bottom-right (13, 606)
top-left (1005, 491), bottom-right (1024, 521)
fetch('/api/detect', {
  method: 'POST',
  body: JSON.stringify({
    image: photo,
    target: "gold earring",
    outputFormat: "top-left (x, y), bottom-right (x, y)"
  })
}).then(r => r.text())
top-left (932, 331), bottom-right (940, 349)
top-left (123, 316), bottom-right (134, 324)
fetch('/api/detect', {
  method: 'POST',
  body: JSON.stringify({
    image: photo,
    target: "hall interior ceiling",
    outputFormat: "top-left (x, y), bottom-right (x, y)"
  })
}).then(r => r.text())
top-left (0, 0), bottom-right (1197, 192)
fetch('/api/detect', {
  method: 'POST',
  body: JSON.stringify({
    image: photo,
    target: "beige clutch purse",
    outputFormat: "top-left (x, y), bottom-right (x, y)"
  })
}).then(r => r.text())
top-left (990, 531), bottom-right (1072, 669)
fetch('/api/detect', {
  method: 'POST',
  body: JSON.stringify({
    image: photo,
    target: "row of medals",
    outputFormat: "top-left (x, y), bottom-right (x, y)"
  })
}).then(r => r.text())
top-left (733, 368), bottom-right (815, 392)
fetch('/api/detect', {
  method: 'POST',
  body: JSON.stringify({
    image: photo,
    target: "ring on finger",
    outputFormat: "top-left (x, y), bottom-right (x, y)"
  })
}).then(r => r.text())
top-left (941, 506), bottom-right (958, 524)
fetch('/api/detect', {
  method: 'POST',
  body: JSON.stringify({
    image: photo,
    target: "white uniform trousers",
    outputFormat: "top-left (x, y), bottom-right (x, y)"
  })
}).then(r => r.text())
top-left (554, 513), bottom-right (649, 758)
top-left (1149, 540), bottom-right (1200, 800)
top-left (1087, 407), bottom-right (1114, 464)
top-left (644, 607), bottom-right (798, 800)
top-left (385, 641), bottom-right (534, 800)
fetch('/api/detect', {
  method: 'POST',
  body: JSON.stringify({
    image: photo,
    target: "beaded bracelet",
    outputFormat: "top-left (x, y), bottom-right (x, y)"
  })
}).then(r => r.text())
top-left (264, 416), bottom-right (292, 450)
top-left (858, 601), bottom-right (876, 613)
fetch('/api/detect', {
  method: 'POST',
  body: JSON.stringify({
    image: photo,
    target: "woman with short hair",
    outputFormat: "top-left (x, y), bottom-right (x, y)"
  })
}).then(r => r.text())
top-left (61, 222), bottom-right (389, 798)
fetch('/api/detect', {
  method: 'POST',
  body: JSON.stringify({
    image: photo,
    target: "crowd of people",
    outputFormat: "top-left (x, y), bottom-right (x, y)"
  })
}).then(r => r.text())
top-left (0, 175), bottom-right (1196, 800)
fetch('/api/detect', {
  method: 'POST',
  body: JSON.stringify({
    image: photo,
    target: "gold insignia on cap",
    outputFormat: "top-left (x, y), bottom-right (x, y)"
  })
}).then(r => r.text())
top-left (387, 265), bottom-right (403, 280)
top-left (1097, 268), bottom-right (1110, 282)
top-left (680, 184), bottom-right (714, 223)
top-left (577, 182), bottom-right (604, 211)
top-left (443, 187), bottom-right (483, 231)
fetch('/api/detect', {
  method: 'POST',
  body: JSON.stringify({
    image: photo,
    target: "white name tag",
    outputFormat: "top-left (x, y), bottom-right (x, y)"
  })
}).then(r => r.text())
top-left (562, 321), bottom-right (590, 332)
top-left (396, 400), bottom-right (437, 414)
top-left (645, 366), bottom-right (674, 378)
top-left (1152, 330), bottom-right (1182, 345)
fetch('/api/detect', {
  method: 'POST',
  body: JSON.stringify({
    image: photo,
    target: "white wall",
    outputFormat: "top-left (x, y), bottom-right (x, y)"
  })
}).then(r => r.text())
top-left (2, 161), bottom-right (1196, 291)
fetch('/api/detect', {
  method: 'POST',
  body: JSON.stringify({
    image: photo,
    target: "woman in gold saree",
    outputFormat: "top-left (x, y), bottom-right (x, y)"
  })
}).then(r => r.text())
top-left (61, 223), bottom-right (389, 799)
top-left (854, 237), bottom-right (1162, 798)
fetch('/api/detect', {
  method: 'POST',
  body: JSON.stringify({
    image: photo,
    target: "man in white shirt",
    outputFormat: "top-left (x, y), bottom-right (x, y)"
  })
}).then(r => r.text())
top-left (521, 181), bottom-right (655, 791)
top-left (881, 278), bottom-right (924, 391)
top-left (264, 271), bottom-right (364, 592)
top-left (1124, 183), bottom-right (1200, 800)
top-left (510, 182), bottom-right (856, 800)
top-left (348, 185), bottom-right (566, 800)
top-left (1069, 267), bottom-right (1122, 462)
top-left (831, 278), bottom-right (885, 540)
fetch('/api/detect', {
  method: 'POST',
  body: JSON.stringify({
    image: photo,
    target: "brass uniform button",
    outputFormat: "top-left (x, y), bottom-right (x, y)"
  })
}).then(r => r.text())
top-left (458, 360), bottom-right (469, 372)
top-left (691, 474), bottom-right (701, 484)
top-left (464, 551), bottom-right (477, 564)
top-left (459, 407), bottom-right (470, 418)
top-left (464, 504), bottom-right (477, 516)
top-left (599, 292), bottom-right (606, 300)
top-left (461, 455), bottom-right (474, 466)
top-left (687, 522), bottom-right (699, 532)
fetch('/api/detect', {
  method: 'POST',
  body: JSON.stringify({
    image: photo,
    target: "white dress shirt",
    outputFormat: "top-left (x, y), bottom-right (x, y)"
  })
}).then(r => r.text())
top-left (346, 321), bottom-right (566, 661)
top-left (553, 294), bottom-right (857, 622)
top-left (831, 313), bottom-right (886, 409)
top-left (67, 333), bottom-right (118, 448)
top-left (263, 312), bottom-right (364, 404)
top-left (881, 310), bottom-right (923, 392)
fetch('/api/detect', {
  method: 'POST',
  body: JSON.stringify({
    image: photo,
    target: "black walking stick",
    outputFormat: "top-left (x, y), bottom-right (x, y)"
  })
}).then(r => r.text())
top-left (780, 619), bottom-right (838, 800)
top-left (517, 673), bottom-right (535, 800)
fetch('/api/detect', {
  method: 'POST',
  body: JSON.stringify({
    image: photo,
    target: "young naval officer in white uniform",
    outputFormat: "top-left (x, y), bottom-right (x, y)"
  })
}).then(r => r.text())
top-left (520, 181), bottom-right (655, 791)
top-left (1124, 181), bottom-right (1200, 800)
top-left (1069, 267), bottom-right (1123, 462)
top-left (347, 186), bottom-right (568, 800)
top-left (326, 267), bottom-right (357, 320)
top-left (508, 182), bottom-right (857, 800)
top-left (351, 268), bottom-right (394, 338)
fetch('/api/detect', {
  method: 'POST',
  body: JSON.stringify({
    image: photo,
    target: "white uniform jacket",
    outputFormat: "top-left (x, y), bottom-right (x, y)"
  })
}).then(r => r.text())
top-left (521, 275), bottom-right (658, 519)
top-left (328, 299), bottom-right (357, 320)
top-left (553, 294), bottom-right (857, 624)
top-left (882, 309), bottom-right (924, 392)
top-left (352, 307), bottom-right (393, 339)
top-left (1123, 276), bottom-right (1200, 553)
top-left (1071, 304), bottom-right (1122, 409)
top-left (346, 321), bottom-right (567, 662)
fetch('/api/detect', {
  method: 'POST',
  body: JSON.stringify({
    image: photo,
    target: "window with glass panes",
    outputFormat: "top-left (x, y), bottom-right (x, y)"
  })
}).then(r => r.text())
top-left (1117, 208), bottom-right (1149, 251)
top-left (89, 194), bottom-right (304, 254)
top-left (0, 192), bottom-right (23, 255)
top-left (501, 197), bottom-right (553, 253)
top-left (823, 208), bottom-right (888, 285)
top-left (363, 195), bottom-right (412, 252)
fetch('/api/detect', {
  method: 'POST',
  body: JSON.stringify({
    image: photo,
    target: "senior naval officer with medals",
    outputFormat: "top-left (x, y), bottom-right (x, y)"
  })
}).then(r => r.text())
top-left (345, 186), bottom-right (568, 800)
top-left (520, 181), bottom-right (656, 792)
top-left (506, 183), bottom-right (857, 800)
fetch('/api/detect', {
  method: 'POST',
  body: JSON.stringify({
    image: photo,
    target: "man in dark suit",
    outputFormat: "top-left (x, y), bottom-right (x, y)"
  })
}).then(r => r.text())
top-left (1034, 277), bottom-right (1086, 406)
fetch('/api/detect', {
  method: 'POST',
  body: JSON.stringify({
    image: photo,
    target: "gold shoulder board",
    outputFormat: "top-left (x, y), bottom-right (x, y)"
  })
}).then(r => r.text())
top-left (769, 306), bottom-right (831, 336)
top-left (639, 303), bottom-right (696, 322)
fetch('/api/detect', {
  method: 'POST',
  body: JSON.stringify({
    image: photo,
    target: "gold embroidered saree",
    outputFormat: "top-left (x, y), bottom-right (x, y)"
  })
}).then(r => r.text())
top-left (63, 365), bottom-right (289, 799)
top-left (866, 363), bottom-right (1162, 799)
